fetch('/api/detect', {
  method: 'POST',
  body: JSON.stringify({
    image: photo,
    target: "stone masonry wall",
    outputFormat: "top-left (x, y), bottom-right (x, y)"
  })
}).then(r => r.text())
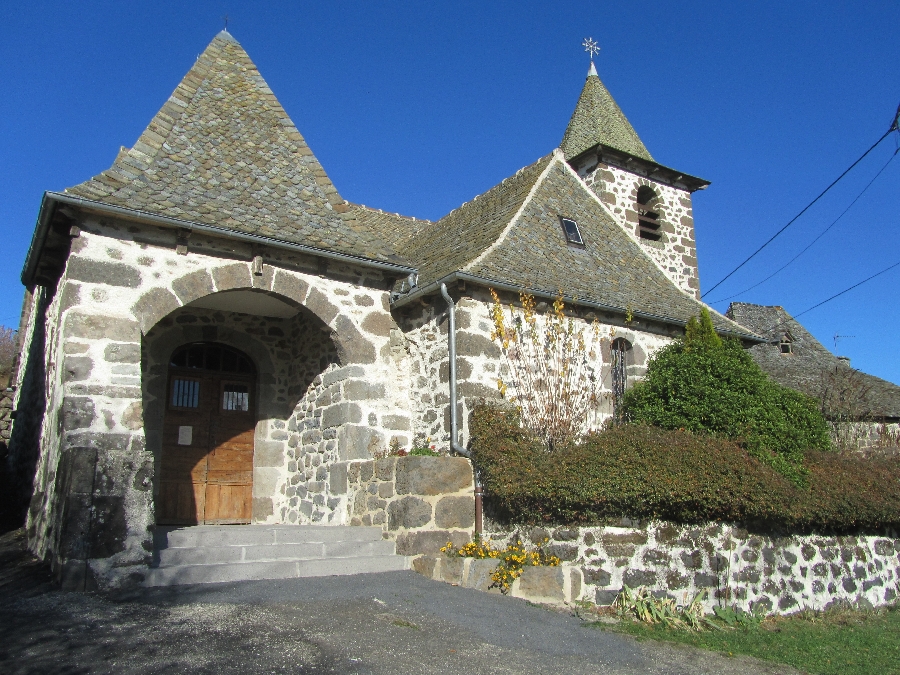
top-left (345, 455), bottom-right (475, 556)
top-left (483, 522), bottom-right (900, 614)
top-left (577, 161), bottom-right (700, 299)
top-left (24, 211), bottom-right (415, 589)
top-left (396, 287), bottom-right (673, 453)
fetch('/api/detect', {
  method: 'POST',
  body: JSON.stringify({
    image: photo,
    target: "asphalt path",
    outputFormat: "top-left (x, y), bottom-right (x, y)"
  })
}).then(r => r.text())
top-left (0, 530), bottom-right (799, 674)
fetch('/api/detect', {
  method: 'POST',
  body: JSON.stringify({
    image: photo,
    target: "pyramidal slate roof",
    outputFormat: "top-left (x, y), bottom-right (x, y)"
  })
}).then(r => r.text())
top-left (560, 64), bottom-right (654, 162)
top-left (727, 303), bottom-right (900, 419)
top-left (401, 151), bottom-right (754, 338)
top-left (66, 31), bottom-right (406, 265)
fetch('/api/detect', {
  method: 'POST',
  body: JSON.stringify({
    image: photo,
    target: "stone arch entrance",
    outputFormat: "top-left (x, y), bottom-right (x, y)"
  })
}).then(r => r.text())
top-left (157, 342), bottom-right (257, 525)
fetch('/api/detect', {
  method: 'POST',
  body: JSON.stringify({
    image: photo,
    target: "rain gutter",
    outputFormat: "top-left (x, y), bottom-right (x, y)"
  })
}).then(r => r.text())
top-left (394, 271), bottom-right (763, 343)
top-left (22, 192), bottom-right (417, 286)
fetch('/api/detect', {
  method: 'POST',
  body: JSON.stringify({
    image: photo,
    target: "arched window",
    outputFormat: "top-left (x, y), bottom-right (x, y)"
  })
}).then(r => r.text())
top-left (169, 342), bottom-right (254, 374)
top-left (611, 338), bottom-right (632, 421)
top-left (636, 186), bottom-right (662, 242)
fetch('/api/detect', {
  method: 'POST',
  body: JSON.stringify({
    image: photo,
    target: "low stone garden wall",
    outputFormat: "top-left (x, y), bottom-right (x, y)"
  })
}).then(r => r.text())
top-left (345, 456), bottom-right (475, 556)
top-left (480, 522), bottom-right (899, 613)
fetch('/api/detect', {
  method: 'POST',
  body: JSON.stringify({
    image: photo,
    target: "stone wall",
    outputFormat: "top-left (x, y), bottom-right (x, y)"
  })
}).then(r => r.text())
top-left (345, 456), bottom-right (475, 556)
top-left (575, 161), bottom-right (700, 299)
top-left (481, 522), bottom-right (899, 614)
top-left (23, 211), bottom-right (415, 589)
top-left (396, 287), bottom-right (673, 453)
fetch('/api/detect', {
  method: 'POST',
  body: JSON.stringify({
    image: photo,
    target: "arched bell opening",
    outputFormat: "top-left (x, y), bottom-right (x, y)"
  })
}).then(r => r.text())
top-left (157, 342), bottom-right (257, 525)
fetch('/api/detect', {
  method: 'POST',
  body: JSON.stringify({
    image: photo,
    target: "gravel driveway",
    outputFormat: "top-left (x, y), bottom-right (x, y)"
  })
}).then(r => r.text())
top-left (0, 529), bottom-right (799, 674)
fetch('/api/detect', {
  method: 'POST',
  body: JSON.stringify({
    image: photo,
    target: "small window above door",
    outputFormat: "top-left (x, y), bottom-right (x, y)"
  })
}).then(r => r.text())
top-left (222, 382), bottom-right (250, 412)
top-left (171, 378), bottom-right (200, 409)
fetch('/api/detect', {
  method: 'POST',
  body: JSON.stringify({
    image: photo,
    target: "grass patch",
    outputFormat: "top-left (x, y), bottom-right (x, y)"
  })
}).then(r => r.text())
top-left (590, 606), bottom-right (900, 675)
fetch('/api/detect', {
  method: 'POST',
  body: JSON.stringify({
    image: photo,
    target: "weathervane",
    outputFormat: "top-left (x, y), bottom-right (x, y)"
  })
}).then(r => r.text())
top-left (582, 37), bottom-right (600, 62)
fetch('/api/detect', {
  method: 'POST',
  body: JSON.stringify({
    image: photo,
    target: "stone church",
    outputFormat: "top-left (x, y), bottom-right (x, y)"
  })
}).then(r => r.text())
top-left (10, 31), bottom-right (757, 588)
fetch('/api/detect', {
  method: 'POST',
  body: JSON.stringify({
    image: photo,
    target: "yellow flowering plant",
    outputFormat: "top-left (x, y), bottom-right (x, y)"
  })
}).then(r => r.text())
top-left (441, 536), bottom-right (560, 593)
top-left (490, 289), bottom-right (604, 450)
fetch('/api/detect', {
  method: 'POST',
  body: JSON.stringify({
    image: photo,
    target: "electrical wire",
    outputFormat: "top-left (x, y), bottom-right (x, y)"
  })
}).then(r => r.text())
top-left (702, 122), bottom-right (898, 300)
top-left (707, 148), bottom-right (899, 305)
top-left (762, 259), bottom-right (900, 336)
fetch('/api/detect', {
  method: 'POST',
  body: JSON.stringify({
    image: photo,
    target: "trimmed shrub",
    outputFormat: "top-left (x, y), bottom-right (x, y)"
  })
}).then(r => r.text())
top-left (470, 404), bottom-right (900, 533)
top-left (622, 309), bottom-right (829, 484)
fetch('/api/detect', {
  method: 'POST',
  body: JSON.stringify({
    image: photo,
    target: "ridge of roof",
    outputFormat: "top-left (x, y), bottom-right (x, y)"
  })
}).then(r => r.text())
top-left (402, 153), bottom-right (555, 285)
top-left (560, 70), bottom-right (653, 162)
top-left (64, 32), bottom-right (405, 265)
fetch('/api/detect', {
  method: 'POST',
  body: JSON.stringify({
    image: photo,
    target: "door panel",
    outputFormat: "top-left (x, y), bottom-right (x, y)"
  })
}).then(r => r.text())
top-left (158, 347), bottom-right (256, 526)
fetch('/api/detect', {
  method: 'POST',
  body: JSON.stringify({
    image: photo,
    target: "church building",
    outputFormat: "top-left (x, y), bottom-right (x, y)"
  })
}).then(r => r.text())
top-left (10, 31), bottom-right (758, 589)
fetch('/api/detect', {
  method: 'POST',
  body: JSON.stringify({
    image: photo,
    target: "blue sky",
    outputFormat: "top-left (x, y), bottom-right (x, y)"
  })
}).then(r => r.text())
top-left (2, 1), bottom-right (898, 384)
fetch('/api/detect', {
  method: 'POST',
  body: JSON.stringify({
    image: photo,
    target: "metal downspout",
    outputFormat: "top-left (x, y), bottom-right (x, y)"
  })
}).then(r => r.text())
top-left (440, 283), bottom-right (483, 535)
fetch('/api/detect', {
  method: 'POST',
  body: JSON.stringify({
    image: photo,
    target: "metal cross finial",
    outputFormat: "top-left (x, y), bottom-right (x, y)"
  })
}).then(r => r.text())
top-left (582, 37), bottom-right (600, 61)
top-left (223, 14), bottom-right (229, 31)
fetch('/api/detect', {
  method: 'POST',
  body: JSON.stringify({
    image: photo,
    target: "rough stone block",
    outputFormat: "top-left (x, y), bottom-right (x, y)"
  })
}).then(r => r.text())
top-left (132, 288), bottom-right (180, 333)
top-left (515, 567), bottom-right (565, 603)
top-left (434, 496), bottom-right (475, 529)
top-left (253, 497), bottom-right (274, 520)
top-left (388, 496), bottom-right (433, 530)
top-left (337, 424), bottom-right (381, 461)
top-left (624, 569), bottom-right (658, 588)
top-left (440, 557), bottom-right (467, 585)
top-left (411, 555), bottom-right (438, 579)
top-left (305, 287), bottom-right (339, 326)
top-left (323, 403), bottom-right (363, 429)
top-left (272, 270), bottom-right (309, 304)
top-left (63, 356), bottom-right (93, 382)
top-left (172, 269), bottom-right (214, 304)
top-left (374, 457), bottom-right (396, 481)
top-left (254, 441), bottom-right (284, 467)
top-left (104, 342), bottom-right (140, 363)
top-left (395, 457), bottom-right (473, 496)
top-left (329, 462), bottom-right (348, 495)
top-left (382, 414), bottom-right (410, 431)
top-left (61, 397), bottom-right (95, 431)
top-left (333, 315), bottom-right (377, 365)
top-left (360, 312), bottom-right (394, 337)
top-left (67, 257), bottom-right (141, 288)
top-left (395, 530), bottom-right (469, 556)
top-left (343, 380), bottom-right (385, 401)
top-left (455, 332), bottom-right (500, 359)
top-left (212, 263), bottom-right (252, 291)
top-left (65, 313), bottom-right (141, 342)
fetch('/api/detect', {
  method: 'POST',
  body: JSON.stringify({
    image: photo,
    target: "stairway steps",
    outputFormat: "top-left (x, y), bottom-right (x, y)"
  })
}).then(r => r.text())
top-left (146, 525), bottom-right (409, 587)
top-left (157, 540), bottom-right (397, 566)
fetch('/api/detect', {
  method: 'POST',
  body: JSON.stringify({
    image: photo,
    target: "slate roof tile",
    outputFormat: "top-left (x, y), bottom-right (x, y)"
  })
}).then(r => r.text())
top-left (65, 31), bottom-right (407, 265)
top-left (727, 303), bottom-right (900, 418)
top-left (560, 68), bottom-right (653, 162)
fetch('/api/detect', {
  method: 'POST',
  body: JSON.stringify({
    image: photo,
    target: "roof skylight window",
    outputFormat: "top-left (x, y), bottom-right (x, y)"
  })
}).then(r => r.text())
top-left (560, 217), bottom-right (584, 246)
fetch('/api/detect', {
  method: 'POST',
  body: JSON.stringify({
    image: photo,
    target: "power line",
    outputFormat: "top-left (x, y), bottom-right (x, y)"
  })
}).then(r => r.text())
top-left (762, 259), bottom-right (900, 336)
top-left (702, 115), bottom-right (899, 300)
top-left (707, 148), bottom-right (899, 304)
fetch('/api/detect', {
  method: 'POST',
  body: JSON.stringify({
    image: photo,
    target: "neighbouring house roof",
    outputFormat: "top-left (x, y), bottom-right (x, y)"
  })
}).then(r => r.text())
top-left (347, 204), bottom-right (431, 257)
top-left (63, 31), bottom-right (408, 267)
top-left (560, 64), bottom-right (654, 162)
top-left (399, 151), bottom-right (757, 338)
top-left (726, 303), bottom-right (900, 419)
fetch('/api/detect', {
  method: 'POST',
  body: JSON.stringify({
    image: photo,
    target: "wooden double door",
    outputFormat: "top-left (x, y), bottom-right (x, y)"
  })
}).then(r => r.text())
top-left (157, 343), bottom-right (256, 525)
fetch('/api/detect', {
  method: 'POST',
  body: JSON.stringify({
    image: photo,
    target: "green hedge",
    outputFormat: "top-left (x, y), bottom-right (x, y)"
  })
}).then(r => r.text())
top-left (623, 311), bottom-right (829, 485)
top-left (470, 405), bottom-right (900, 532)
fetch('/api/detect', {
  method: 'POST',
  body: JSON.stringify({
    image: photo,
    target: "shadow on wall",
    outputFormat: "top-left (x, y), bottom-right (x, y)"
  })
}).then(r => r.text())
top-left (1, 291), bottom-right (48, 534)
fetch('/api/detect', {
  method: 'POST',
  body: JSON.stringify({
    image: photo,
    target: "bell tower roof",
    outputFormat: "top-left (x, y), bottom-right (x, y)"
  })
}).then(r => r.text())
top-left (560, 64), bottom-right (654, 162)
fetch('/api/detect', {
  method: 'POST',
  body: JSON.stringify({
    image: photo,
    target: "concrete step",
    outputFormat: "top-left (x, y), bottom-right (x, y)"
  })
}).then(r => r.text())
top-left (146, 525), bottom-right (410, 587)
top-left (160, 525), bottom-right (385, 549)
top-left (157, 539), bottom-right (398, 566)
top-left (144, 554), bottom-right (410, 587)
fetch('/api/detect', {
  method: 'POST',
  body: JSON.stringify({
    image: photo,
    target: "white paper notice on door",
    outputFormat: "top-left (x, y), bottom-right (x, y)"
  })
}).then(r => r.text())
top-left (178, 426), bottom-right (193, 446)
